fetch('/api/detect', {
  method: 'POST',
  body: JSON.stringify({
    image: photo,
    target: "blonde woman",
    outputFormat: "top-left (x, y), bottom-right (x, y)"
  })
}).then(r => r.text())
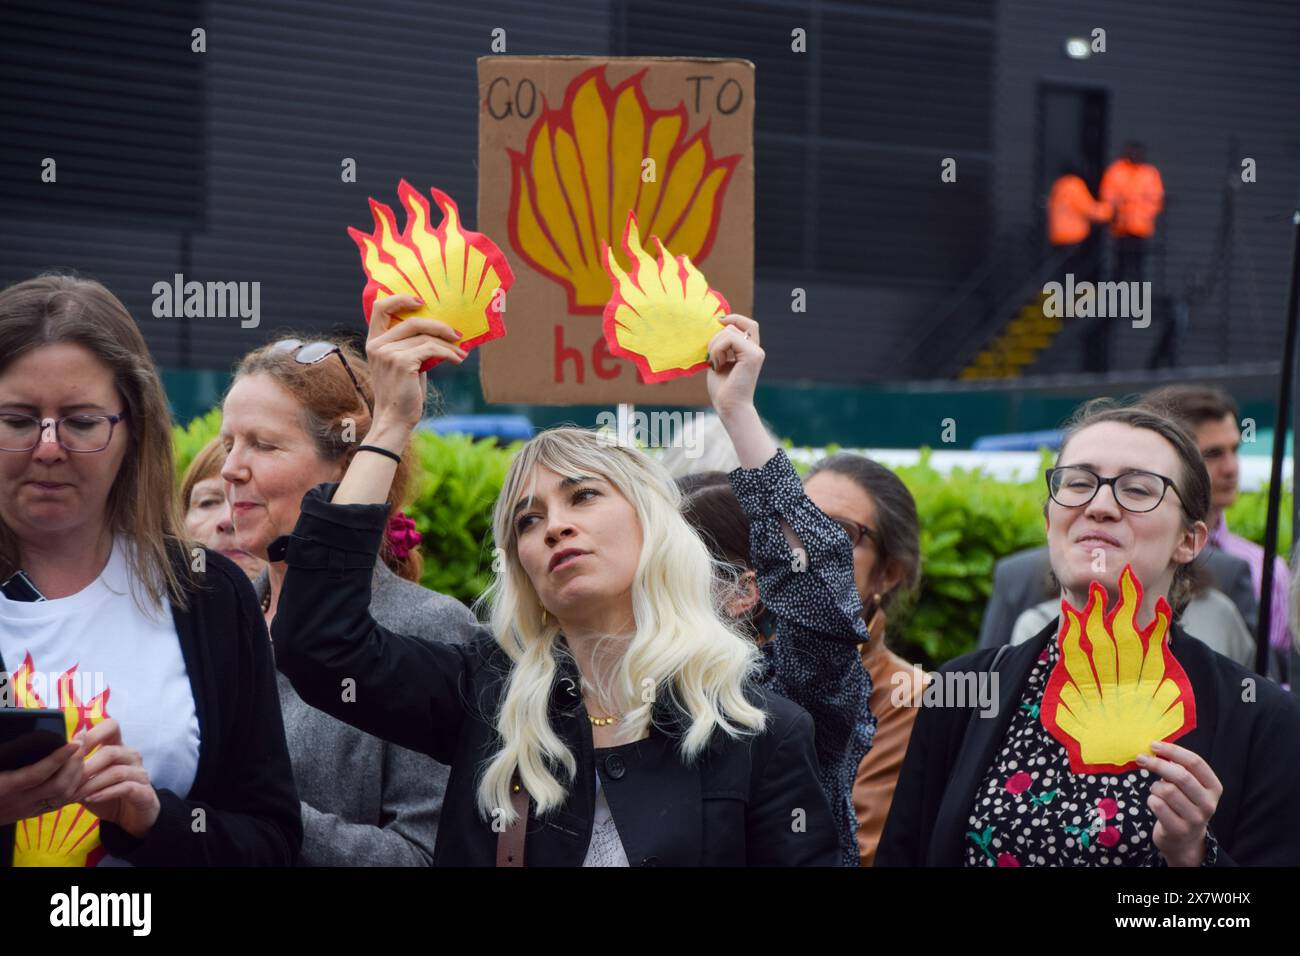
top-left (272, 296), bottom-right (839, 865)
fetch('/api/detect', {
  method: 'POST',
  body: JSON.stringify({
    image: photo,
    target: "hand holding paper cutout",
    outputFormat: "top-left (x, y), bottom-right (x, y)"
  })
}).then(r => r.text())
top-left (1140, 740), bottom-right (1222, 867)
top-left (601, 210), bottom-right (729, 383)
top-left (706, 314), bottom-right (764, 419)
top-left (348, 181), bottom-right (513, 371)
top-left (1040, 564), bottom-right (1196, 774)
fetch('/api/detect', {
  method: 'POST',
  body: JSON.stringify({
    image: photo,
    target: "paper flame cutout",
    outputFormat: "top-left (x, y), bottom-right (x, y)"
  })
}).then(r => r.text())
top-left (348, 181), bottom-right (513, 371)
top-left (601, 211), bottom-right (730, 384)
top-left (508, 66), bottom-right (740, 313)
top-left (12, 653), bottom-right (109, 867)
top-left (1041, 565), bottom-right (1196, 774)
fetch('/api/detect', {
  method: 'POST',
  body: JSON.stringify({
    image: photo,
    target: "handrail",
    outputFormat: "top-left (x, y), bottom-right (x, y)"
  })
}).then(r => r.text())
top-left (932, 243), bottom-right (1076, 378)
top-left (903, 226), bottom-right (1039, 374)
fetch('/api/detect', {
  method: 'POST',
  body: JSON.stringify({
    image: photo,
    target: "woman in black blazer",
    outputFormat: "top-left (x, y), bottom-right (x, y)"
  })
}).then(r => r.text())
top-left (878, 398), bottom-right (1300, 867)
top-left (273, 297), bottom-right (840, 865)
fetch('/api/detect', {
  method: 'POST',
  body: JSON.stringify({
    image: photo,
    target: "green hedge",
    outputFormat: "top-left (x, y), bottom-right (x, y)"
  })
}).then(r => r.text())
top-left (172, 414), bottom-right (1292, 666)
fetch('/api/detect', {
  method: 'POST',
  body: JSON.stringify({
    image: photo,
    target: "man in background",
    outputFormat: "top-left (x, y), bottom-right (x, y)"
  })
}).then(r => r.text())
top-left (1100, 140), bottom-right (1165, 285)
top-left (1145, 384), bottom-right (1292, 680)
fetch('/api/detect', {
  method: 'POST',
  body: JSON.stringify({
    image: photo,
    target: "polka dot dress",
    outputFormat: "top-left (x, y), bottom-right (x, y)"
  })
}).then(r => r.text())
top-left (729, 449), bottom-right (875, 868)
top-left (965, 638), bottom-right (1169, 867)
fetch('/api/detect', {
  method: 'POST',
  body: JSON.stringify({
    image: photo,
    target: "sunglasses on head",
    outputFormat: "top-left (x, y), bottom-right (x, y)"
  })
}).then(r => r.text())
top-left (271, 339), bottom-right (370, 411)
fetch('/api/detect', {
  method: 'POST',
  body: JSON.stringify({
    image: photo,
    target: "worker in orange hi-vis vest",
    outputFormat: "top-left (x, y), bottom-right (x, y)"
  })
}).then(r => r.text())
top-left (1048, 171), bottom-right (1112, 247)
top-left (1100, 140), bottom-right (1165, 284)
top-left (1046, 163), bottom-right (1112, 372)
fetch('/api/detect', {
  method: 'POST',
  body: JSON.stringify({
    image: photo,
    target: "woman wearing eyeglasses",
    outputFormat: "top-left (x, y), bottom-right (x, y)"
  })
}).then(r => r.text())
top-left (0, 275), bottom-right (301, 867)
top-left (877, 398), bottom-right (1300, 867)
top-left (800, 454), bottom-right (927, 866)
top-left (220, 335), bottom-right (478, 866)
top-left (674, 453), bottom-right (923, 866)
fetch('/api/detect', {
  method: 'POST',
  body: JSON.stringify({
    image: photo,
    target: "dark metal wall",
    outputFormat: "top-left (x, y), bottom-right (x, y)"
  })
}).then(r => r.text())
top-left (0, 0), bottom-right (613, 371)
top-left (1, 0), bottom-right (1295, 390)
top-left (989, 0), bottom-right (1300, 373)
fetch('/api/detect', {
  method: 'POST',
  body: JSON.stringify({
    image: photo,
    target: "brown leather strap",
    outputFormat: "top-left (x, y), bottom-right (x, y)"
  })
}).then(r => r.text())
top-left (495, 782), bottom-right (530, 867)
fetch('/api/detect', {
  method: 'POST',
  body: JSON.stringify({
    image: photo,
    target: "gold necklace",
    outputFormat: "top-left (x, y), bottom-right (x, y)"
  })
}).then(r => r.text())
top-left (587, 712), bottom-right (622, 727)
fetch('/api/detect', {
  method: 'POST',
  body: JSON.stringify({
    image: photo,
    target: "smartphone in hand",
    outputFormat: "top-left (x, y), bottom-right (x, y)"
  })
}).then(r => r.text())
top-left (0, 709), bottom-right (67, 772)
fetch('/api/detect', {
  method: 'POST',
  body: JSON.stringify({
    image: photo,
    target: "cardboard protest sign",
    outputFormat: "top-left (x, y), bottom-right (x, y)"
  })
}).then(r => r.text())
top-left (477, 56), bottom-right (754, 405)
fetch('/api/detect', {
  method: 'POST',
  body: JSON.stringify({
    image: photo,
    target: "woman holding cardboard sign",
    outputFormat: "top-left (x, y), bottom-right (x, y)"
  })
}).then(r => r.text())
top-left (876, 399), bottom-right (1300, 867)
top-left (271, 294), bottom-right (847, 865)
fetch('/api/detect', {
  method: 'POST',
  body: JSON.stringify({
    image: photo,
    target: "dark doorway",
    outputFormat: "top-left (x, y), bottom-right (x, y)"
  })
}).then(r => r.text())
top-left (1035, 84), bottom-right (1109, 232)
top-left (1035, 83), bottom-right (1109, 369)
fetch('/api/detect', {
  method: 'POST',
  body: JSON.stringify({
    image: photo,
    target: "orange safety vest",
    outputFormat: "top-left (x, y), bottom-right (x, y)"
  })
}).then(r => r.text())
top-left (1099, 159), bottom-right (1164, 238)
top-left (1047, 174), bottom-right (1111, 246)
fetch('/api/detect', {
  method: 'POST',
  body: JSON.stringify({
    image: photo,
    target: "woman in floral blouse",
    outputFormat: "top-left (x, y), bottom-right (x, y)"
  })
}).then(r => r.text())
top-left (877, 399), bottom-right (1300, 867)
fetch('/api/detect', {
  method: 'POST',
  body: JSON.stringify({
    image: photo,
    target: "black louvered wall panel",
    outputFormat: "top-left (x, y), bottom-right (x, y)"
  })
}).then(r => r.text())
top-left (1, 0), bottom-right (1296, 386)
top-left (0, 0), bottom-right (614, 372)
top-left (993, 0), bottom-right (1300, 373)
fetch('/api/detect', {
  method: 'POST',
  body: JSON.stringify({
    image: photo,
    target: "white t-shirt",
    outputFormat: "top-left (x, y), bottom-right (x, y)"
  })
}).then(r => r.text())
top-left (0, 537), bottom-right (199, 867)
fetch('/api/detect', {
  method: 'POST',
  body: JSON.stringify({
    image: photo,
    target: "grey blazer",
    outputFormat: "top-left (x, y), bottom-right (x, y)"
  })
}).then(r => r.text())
top-left (258, 563), bottom-right (476, 866)
top-left (976, 543), bottom-right (1259, 651)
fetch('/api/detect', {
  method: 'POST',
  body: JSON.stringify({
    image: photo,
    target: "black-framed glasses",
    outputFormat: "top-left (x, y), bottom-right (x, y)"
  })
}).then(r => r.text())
top-left (1046, 466), bottom-right (1182, 514)
top-left (830, 516), bottom-right (879, 549)
top-left (271, 339), bottom-right (370, 411)
top-left (0, 411), bottom-right (128, 453)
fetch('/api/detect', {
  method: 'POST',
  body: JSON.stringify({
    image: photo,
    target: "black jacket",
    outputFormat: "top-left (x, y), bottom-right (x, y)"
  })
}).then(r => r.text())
top-left (877, 619), bottom-right (1300, 866)
top-left (272, 485), bottom-right (838, 866)
top-left (2, 547), bottom-right (302, 867)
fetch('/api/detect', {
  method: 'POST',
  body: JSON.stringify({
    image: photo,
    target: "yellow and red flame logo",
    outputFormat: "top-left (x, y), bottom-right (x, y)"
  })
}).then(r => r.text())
top-left (601, 210), bottom-right (729, 383)
top-left (11, 652), bottom-right (110, 867)
top-left (508, 66), bottom-right (740, 314)
top-left (1041, 565), bottom-right (1196, 773)
top-left (348, 181), bottom-right (514, 371)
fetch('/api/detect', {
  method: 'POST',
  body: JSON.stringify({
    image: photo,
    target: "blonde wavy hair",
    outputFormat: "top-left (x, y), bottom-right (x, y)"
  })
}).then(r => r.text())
top-left (476, 427), bottom-right (767, 822)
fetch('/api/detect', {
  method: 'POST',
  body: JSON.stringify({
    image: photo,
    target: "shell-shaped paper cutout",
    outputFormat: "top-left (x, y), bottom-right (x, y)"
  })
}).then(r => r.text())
top-left (348, 181), bottom-right (514, 372)
top-left (12, 653), bottom-right (110, 867)
top-left (601, 210), bottom-right (730, 384)
top-left (1041, 565), bottom-right (1196, 774)
top-left (508, 65), bottom-right (740, 314)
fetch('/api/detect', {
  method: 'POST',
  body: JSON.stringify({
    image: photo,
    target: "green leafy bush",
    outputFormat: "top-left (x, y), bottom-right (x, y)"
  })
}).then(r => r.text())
top-left (172, 407), bottom-right (223, 482)
top-left (1224, 488), bottom-right (1293, 558)
top-left (170, 414), bottom-right (1293, 666)
top-left (406, 431), bottom-right (520, 607)
top-left (888, 450), bottom-right (1048, 667)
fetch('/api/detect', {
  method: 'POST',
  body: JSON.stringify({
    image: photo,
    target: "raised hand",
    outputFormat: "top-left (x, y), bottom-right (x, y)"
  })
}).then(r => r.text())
top-left (365, 293), bottom-right (467, 437)
top-left (706, 314), bottom-right (776, 469)
top-left (333, 295), bottom-right (468, 507)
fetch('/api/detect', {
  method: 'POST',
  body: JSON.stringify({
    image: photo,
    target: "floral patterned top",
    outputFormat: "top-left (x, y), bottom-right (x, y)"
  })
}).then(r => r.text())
top-left (729, 449), bottom-right (875, 868)
top-left (965, 631), bottom-right (1217, 867)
